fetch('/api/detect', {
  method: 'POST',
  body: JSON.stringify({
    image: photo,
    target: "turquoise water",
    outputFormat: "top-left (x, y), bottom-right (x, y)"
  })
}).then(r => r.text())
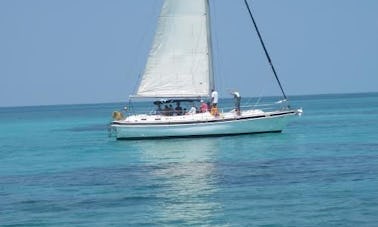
top-left (1, 93), bottom-right (378, 226)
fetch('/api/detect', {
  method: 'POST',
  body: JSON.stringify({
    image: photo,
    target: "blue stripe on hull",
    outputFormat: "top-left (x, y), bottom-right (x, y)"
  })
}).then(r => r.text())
top-left (116, 130), bottom-right (282, 140)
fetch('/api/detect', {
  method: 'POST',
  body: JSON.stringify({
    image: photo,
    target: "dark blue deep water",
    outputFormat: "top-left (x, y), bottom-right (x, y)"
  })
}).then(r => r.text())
top-left (1, 93), bottom-right (378, 226)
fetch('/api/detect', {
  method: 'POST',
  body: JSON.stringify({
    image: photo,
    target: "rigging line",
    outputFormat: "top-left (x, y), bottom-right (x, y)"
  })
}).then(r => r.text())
top-left (243, 0), bottom-right (288, 101)
top-left (245, 81), bottom-right (267, 107)
top-left (252, 87), bottom-right (266, 108)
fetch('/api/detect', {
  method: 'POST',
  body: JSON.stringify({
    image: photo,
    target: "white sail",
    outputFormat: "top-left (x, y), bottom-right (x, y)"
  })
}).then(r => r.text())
top-left (135, 0), bottom-right (214, 98)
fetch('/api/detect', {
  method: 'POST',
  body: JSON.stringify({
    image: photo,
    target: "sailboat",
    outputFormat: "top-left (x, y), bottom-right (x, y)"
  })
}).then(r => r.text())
top-left (110, 0), bottom-right (302, 140)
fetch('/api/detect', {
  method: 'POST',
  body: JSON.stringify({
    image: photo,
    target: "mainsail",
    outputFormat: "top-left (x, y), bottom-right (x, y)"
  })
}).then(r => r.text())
top-left (135, 0), bottom-right (214, 98)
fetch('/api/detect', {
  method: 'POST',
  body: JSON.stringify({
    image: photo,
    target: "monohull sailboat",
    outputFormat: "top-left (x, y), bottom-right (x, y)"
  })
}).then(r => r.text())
top-left (110, 0), bottom-right (302, 139)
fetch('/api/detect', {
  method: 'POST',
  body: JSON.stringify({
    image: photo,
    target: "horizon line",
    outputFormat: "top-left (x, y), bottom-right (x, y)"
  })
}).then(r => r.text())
top-left (1, 91), bottom-right (377, 108)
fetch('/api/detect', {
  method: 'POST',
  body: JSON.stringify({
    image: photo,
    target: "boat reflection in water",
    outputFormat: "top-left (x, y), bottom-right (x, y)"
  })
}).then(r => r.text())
top-left (131, 138), bottom-right (221, 225)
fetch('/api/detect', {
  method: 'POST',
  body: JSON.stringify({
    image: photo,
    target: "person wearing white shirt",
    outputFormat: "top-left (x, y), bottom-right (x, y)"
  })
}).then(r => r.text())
top-left (188, 104), bottom-right (197, 115)
top-left (211, 89), bottom-right (218, 107)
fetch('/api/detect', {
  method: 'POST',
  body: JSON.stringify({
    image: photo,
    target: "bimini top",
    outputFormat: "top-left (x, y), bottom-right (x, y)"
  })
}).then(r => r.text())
top-left (152, 98), bottom-right (201, 105)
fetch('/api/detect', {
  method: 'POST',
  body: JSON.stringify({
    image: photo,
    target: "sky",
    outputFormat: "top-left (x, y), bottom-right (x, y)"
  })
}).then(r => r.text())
top-left (0, 0), bottom-right (377, 107)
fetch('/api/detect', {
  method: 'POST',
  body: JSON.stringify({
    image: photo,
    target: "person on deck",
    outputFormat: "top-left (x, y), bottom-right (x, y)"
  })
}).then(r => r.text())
top-left (188, 104), bottom-right (197, 115)
top-left (231, 91), bottom-right (241, 115)
top-left (211, 89), bottom-right (218, 108)
top-left (163, 105), bottom-right (170, 116)
top-left (210, 89), bottom-right (220, 116)
top-left (168, 104), bottom-right (174, 116)
top-left (175, 102), bottom-right (183, 115)
top-left (200, 100), bottom-right (208, 113)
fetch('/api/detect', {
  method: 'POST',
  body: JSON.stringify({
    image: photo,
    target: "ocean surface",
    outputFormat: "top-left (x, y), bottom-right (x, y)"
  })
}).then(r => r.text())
top-left (1, 93), bottom-right (378, 226)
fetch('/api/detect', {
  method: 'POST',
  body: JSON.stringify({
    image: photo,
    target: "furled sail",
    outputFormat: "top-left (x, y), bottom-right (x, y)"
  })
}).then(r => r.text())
top-left (135, 0), bottom-right (214, 98)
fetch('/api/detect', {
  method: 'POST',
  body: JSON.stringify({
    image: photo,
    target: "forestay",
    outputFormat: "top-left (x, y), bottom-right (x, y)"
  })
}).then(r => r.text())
top-left (136, 0), bottom-right (214, 98)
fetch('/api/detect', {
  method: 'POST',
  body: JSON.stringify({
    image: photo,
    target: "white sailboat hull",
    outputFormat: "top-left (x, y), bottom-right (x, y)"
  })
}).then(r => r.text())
top-left (111, 110), bottom-right (299, 140)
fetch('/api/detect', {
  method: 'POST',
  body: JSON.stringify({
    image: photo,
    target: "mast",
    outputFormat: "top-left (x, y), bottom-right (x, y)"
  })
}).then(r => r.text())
top-left (244, 0), bottom-right (288, 100)
top-left (206, 0), bottom-right (215, 95)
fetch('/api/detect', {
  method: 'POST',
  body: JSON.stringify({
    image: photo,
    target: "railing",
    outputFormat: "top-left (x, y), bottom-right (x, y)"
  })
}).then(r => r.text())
top-left (121, 100), bottom-right (289, 117)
